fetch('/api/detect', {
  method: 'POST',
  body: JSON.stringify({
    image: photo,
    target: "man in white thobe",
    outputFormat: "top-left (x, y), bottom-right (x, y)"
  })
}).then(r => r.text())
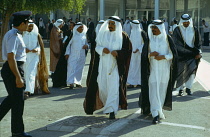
top-left (139, 20), bottom-right (177, 124)
top-left (127, 20), bottom-right (147, 88)
top-left (123, 17), bottom-right (131, 36)
top-left (169, 19), bottom-right (178, 35)
top-left (93, 16), bottom-right (132, 119)
top-left (23, 20), bottom-right (40, 96)
top-left (65, 22), bottom-right (89, 89)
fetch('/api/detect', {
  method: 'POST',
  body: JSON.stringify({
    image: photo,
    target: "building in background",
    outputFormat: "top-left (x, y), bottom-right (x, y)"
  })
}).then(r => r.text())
top-left (29, 0), bottom-right (210, 39)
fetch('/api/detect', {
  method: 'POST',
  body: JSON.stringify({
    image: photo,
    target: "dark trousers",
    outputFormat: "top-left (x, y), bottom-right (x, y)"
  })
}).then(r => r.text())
top-left (0, 61), bottom-right (25, 133)
top-left (204, 32), bottom-right (209, 46)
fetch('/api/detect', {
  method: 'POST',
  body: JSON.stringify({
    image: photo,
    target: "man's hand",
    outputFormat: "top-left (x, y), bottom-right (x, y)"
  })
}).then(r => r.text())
top-left (82, 45), bottom-right (88, 49)
top-left (16, 77), bottom-right (24, 88)
top-left (26, 48), bottom-right (31, 53)
top-left (65, 55), bottom-right (69, 60)
top-left (31, 49), bottom-right (38, 53)
top-left (133, 49), bottom-right (139, 53)
top-left (195, 54), bottom-right (202, 59)
top-left (154, 55), bottom-right (165, 60)
top-left (150, 51), bottom-right (159, 57)
top-left (103, 48), bottom-right (110, 54)
top-left (111, 50), bottom-right (118, 57)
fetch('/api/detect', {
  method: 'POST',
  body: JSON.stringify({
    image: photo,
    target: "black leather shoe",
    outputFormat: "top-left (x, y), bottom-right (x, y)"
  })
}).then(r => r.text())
top-left (12, 132), bottom-right (32, 137)
top-left (109, 112), bottom-right (115, 119)
top-left (178, 90), bottom-right (184, 96)
top-left (152, 115), bottom-right (160, 124)
top-left (186, 88), bottom-right (192, 95)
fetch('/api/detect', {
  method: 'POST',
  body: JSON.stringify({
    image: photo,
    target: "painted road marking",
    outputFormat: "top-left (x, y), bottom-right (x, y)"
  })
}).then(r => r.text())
top-left (96, 108), bottom-right (210, 137)
top-left (196, 59), bottom-right (210, 93)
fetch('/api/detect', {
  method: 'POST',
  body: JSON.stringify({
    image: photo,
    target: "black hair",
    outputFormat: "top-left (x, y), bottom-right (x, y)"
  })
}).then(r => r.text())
top-left (174, 20), bottom-right (178, 24)
top-left (70, 21), bottom-right (76, 26)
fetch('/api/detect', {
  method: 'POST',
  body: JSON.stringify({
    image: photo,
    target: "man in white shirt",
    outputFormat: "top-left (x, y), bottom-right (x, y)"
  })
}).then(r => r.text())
top-left (202, 20), bottom-right (210, 46)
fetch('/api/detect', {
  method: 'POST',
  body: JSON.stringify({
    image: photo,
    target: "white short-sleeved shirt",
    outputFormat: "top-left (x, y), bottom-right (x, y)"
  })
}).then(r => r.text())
top-left (2, 28), bottom-right (26, 62)
top-left (203, 22), bottom-right (210, 33)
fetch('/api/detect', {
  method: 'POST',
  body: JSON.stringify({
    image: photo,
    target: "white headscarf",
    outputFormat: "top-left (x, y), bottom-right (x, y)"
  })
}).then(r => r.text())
top-left (68, 22), bottom-right (87, 46)
top-left (179, 14), bottom-right (193, 27)
top-left (23, 20), bottom-right (39, 36)
top-left (95, 20), bottom-right (104, 36)
top-left (148, 20), bottom-right (168, 48)
top-left (130, 20), bottom-right (143, 51)
top-left (178, 14), bottom-right (194, 48)
top-left (54, 19), bottom-right (64, 29)
top-left (96, 16), bottom-right (123, 51)
top-left (39, 18), bottom-right (45, 28)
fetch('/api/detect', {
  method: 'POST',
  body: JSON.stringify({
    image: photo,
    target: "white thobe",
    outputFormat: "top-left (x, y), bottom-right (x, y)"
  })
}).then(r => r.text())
top-left (149, 37), bottom-right (173, 119)
top-left (65, 34), bottom-right (88, 85)
top-left (95, 35), bottom-right (120, 114)
top-left (127, 36), bottom-right (144, 85)
top-left (123, 20), bottom-right (131, 36)
top-left (23, 32), bottom-right (40, 94)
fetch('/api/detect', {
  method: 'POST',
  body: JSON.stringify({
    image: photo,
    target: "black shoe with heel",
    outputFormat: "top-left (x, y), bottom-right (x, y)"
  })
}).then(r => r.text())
top-left (152, 115), bottom-right (160, 124)
top-left (109, 112), bottom-right (115, 119)
top-left (186, 88), bottom-right (192, 95)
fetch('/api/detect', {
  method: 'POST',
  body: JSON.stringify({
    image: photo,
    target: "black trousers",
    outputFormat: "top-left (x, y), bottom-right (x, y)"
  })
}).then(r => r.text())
top-left (0, 61), bottom-right (25, 133)
top-left (204, 32), bottom-right (209, 46)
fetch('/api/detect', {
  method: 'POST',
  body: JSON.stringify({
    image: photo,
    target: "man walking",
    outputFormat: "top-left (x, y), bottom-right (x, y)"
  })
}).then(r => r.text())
top-left (139, 20), bottom-right (177, 124)
top-left (127, 20), bottom-right (147, 88)
top-left (84, 16), bottom-right (132, 119)
top-left (0, 11), bottom-right (32, 137)
top-left (173, 14), bottom-right (202, 96)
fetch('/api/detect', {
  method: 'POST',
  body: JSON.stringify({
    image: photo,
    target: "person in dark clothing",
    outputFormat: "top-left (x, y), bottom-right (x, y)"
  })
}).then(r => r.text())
top-left (141, 17), bottom-right (150, 33)
top-left (173, 14), bottom-right (202, 96)
top-left (61, 17), bottom-right (69, 37)
top-left (52, 22), bottom-right (75, 87)
top-left (202, 20), bottom-right (210, 46)
top-left (83, 16), bottom-right (132, 119)
top-left (139, 20), bottom-right (177, 124)
top-left (0, 10), bottom-right (32, 137)
top-left (86, 18), bottom-right (95, 55)
top-left (48, 19), bottom-right (55, 35)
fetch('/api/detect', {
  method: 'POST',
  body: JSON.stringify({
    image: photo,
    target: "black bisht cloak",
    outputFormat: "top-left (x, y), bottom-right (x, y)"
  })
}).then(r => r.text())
top-left (172, 26), bottom-right (201, 88)
top-left (139, 35), bottom-right (178, 115)
top-left (84, 32), bottom-right (132, 114)
top-left (52, 30), bottom-right (73, 87)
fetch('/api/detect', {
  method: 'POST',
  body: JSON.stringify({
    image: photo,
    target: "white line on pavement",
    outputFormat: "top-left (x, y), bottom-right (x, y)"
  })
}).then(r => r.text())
top-left (96, 109), bottom-right (141, 137)
top-left (196, 59), bottom-right (210, 93)
top-left (97, 108), bottom-right (210, 137)
top-left (136, 119), bottom-right (210, 132)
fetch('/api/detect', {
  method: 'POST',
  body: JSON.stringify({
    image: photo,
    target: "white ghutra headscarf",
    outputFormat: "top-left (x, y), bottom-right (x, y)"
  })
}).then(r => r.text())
top-left (67, 22), bottom-right (88, 46)
top-left (96, 16), bottom-right (123, 51)
top-left (130, 20), bottom-right (143, 51)
top-left (148, 20), bottom-right (167, 44)
top-left (178, 14), bottom-right (194, 48)
top-left (54, 19), bottom-right (64, 29)
top-left (95, 20), bottom-right (104, 36)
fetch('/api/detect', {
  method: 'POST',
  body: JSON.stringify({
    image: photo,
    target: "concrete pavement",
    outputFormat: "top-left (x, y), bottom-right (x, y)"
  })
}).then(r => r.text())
top-left (0, 40), bottom-right (210, 137)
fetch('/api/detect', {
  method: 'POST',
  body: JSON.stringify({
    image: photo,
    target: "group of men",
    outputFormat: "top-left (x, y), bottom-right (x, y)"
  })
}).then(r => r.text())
top-left (0, 10), bottom-right (202, 137)
top-left (84, 14), bottom-right (201, 124)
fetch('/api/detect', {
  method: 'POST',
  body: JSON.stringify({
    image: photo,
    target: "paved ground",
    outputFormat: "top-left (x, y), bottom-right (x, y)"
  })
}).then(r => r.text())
top-left (0, 41), bottom-right (210, 137)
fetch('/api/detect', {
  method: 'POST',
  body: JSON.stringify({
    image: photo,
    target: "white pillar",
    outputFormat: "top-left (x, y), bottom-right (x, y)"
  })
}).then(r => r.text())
top-left (100, 0), bottom-right (105, 20)
top-left (154, 0), bottom-right (159, 19)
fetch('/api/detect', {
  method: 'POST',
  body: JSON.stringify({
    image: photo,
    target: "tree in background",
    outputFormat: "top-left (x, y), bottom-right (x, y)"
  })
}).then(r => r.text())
top-left (0, 0), bottom-right (86, 61)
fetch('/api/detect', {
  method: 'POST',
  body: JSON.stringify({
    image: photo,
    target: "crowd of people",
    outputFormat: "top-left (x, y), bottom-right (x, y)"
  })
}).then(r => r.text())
top-left (0, 10), bottom-right (205, 137)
